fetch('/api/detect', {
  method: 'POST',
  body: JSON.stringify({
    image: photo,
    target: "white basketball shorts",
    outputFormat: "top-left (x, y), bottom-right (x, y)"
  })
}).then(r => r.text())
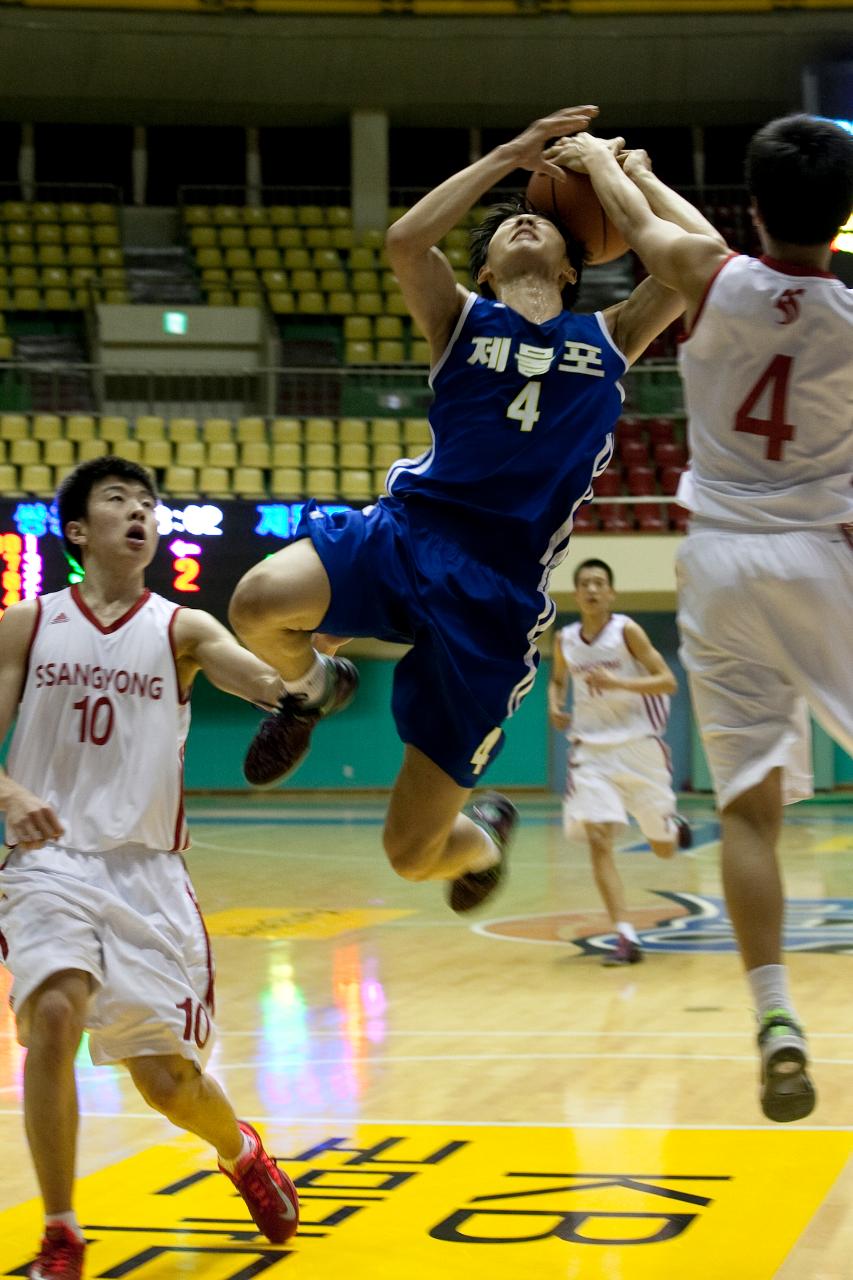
top-left (677, 525), bottom-right (853, 810)
top-left (0, 843), bottom-right (216, 1067)
top-left (563, 736), bottom-right (678, 843)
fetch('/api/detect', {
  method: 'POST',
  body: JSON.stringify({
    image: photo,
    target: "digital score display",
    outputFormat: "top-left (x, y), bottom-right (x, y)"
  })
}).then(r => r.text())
top-left (0, 499), bottom-right (351, 623)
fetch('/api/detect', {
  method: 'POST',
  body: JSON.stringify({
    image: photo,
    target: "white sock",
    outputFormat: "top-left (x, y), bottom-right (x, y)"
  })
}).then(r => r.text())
top-left (282, 653), bottom-right (330, 707)
top-left (219, 1128), bottom-right (255, 1173)
top-left (465, 824), bottom-right (500, 874)
top-left (616, 921), bottom-right (639, 943)
top-left (45, 1211), bottom-right (84, 1242)
top-left (748, 964), bottom-right (796, 1021)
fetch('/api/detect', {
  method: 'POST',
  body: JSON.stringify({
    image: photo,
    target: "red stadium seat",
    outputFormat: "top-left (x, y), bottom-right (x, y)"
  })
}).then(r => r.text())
top-left (646, 416), bottom-right (676, 445)
top-left (626, 465), bottom-right (656, 496)
top-left (670, 503), bottom-right (691, 533)
top-left (620, 439), bottom-right (649, 468)
top-left (659, 465), bottom-right (686, 496)
top-left (593, 469), bottom-right (622, 497)
top-left (572, 504), bottom-right (599, 533)
top-left (599, 503), bottom-right (634, 533)
top-left (654, 440), bottom-right (688, 469)
top-left (637, 503), bottom-right (666, 532)
top-left (617, 415), bottom-right (643, 441)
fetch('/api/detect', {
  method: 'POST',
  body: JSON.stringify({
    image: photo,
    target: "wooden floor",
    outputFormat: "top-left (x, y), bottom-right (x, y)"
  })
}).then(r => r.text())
top-left (2, 793), bottom-right (853, 1278)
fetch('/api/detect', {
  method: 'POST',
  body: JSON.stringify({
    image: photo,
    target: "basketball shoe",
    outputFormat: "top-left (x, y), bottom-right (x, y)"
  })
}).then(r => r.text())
top-left (601, 933), bottom-right (643, 966)
top-left (758, 1010), bottom-right (816, 1123)
top-left (219, 1122), bottom-right (300, 1244)
top-left (243, 657), bottom-right (359, 786)
top-left (673, 814), bottom-right (693, 850)
top-left (28, 1225), bottom-right (84, 1279)
top-left (448, 792), bottom-right (517, 914)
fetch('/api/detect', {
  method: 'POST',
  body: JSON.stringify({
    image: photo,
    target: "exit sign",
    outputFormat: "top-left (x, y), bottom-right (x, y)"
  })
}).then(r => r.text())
top-left (163, 311), bottom-right (188, 335)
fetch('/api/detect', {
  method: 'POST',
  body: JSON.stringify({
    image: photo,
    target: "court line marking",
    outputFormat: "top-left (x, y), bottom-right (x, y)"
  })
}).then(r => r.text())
top-left (199, 1050), bottom-right (853, 1067)
top-left (6, 1028), bottom-right (853, 1041)
top-left (0, 1108), bottom-right (852, 1132)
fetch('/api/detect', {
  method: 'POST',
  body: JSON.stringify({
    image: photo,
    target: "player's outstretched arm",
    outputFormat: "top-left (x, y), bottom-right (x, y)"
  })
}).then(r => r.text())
top-left (548, 632), bottom-right (572, 733)
top-left (586, 621), bottom-right (677, 696)
top-left (386, 106), bottom-right (598, 357)
top-left (172, 608), bottom-right (284, 708)
top-left (617, 149), bottom-right (727, 244)
top-left (0, 601), bottom-right (65, 850)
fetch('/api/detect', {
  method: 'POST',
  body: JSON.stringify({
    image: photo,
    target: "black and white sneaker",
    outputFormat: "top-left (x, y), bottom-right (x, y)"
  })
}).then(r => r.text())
top-left (758, 1009), bottom-right (816, 1123)
top-left (243, 657), bottom-right (359, 787)
top-left (448, 792), bottom-right (517, 914)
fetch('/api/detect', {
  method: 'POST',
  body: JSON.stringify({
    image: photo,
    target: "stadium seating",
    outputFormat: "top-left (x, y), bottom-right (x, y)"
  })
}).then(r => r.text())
top-left (0, 202), bottom-right (124, 310)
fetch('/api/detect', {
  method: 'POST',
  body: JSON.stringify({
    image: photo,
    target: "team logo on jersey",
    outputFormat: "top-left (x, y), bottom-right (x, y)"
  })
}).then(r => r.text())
top-left (49, 612), bottom-right (69, 624)
top-left (773, 288), bottom-right (805, 325)
top-left (478, 891), bottom-right (853, 956)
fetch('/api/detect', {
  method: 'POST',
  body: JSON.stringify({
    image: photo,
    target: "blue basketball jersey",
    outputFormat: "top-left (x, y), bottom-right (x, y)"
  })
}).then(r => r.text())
top-left (386, 293), bottom-right (626, 578)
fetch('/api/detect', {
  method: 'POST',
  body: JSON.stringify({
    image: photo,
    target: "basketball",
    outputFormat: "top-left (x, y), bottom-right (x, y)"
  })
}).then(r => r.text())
top-left (526, 168), bottom-right (629, 265)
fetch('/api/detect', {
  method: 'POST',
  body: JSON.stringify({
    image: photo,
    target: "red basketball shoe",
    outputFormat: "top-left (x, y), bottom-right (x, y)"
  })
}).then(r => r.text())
top-left (219, 1122), bottom-right (299, 1244)
top-left (28, 1225), bottom-right (85, 1279)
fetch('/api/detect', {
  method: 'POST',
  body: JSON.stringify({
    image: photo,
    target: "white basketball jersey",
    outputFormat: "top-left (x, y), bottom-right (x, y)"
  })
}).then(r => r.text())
top-left (677, 254), bottom-right (853, 528)
top-left (5, 586), bottom-right (190, 854)
top-left (558, 613), bottom-right (669, 745)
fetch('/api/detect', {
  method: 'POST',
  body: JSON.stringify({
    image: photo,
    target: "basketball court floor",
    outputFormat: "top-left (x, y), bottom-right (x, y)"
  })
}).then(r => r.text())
top-left (2, 792), bottom-right (853, 1279)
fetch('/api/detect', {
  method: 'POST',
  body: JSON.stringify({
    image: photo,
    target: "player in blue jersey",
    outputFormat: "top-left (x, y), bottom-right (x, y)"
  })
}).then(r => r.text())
top-left (229, 106), bottom-right (716, 914)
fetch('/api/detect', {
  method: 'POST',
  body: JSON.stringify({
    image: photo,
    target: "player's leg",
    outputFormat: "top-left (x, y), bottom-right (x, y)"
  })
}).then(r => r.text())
top-left (229, 536), bottom-right (331, 676)
top-left (720, 767), bottom-right (784, 972)
top-left (584, 821), bottom-right (643, 966)
top-left (127, 1055), bottom-right (298, 1243)
top-left (623, 738), bottom-right (690, 860)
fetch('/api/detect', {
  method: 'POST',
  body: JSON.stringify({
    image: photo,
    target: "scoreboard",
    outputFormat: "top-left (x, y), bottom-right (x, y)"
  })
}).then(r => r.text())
top-left (0, 498), bottom-right (352, 623)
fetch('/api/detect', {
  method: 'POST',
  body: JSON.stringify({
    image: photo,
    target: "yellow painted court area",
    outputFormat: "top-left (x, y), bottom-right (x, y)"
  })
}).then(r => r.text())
top-left (1, 1124), bottom-right (851, 1279)
top-left (203, 906), bottom-right (414, 939)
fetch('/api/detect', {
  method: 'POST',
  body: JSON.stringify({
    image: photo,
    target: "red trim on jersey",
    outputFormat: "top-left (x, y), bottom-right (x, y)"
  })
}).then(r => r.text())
top-left (171, 745), bottom-right (188, 853)
top-left (653, 735), bottom-right (673, 779)
top-left (579, 615), bottom-right (614, 647)
top-left (19, 596), bottom-right (42, 701)
top-left (167, 607), bottom-right (192, 705)
top-left (682, 251), bottom-right (739, 340)
top-left (184, 883), bottom-right (215, 1013)
top-left (71, 584), bottom-right (151, 634)
top-left (759, 255), bottom-right (836, 280)
top-left (840, 523), bottom-right (853, 551)
top-left (0, 928), bottom-right (7, 962)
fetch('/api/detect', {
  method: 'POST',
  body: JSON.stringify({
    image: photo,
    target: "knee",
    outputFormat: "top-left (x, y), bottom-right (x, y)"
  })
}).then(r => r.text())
top-left (131, 1058), bottom-right (196, 1117)
top-left (28, 988), bottom-right (85, 1058)
top-left (228, 565), bottom-right (276, 637)
top-left (586, 826), bottom-right (612, 860)
top-left (382, 826), bottom-right (436, 882)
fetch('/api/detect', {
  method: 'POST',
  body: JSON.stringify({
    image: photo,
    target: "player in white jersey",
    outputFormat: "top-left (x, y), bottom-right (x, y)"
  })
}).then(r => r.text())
top-left (0, 458), bottom-right (300, 1279)
top-left (548, 559), bottom-right (690, 966)
top-left (553, 115), bottom-right (853, 1122)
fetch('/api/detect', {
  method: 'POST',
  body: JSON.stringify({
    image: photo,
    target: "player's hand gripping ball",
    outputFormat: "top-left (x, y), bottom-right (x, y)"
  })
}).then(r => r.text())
top-left (526, 166), bottom-right (628, 265)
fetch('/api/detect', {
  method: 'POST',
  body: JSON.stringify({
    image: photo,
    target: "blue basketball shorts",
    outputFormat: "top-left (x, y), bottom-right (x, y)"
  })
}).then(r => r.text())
top-left (293, 499), bottom-right (546, 788)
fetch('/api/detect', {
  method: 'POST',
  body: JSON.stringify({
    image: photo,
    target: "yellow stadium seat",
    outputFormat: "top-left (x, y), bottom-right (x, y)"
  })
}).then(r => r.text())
top-left (247, 227), bottom-right (274, 250)
top-left (98, 416), bottom-right (129, 443)
top-left (339, 441), bottom-right (370, 469)
top-left (410, 338), bottom-right (432, 364)
top-left (319, 269), bottom-right (347, 293)
top-left (290, 268), bottom-right (318, 292)
top-left (224, 248), bottom-right (252, 270)
top-left (355, 293), bottom-right (382, 316)
top-left (9, 246), bottom-right (36, 267)
top-left (89, 204), bottom-right (118, 225)
top-left (214, 206), bottom-right (241, 226)
top-left (103, 289), bottom-right (129, 305)
top-left (190, 227), bottom-right (217, 249)
top-left (0, 414), bottom-right (29, 441)
top-left (270, 441), bottom-right (302, 468)
top-left (325, 291), bottom-right (353, 316)
top-left (297, 291), bottom-right (325, 315)
top-left (373, 465), bottom-right (390, 495)
top-left (77, 438), bottom-right (109, 462)
top-left (376, 339), bottom-right (405, 364)
top-left (282, 247), bottom-right (310, 270)
top-left (254, 248), bottom-right (281, 271)
top-left (64, 225), bottom-right (92, 246)
top-left (232, 270), bottom-right (259, 288)
top-left (42, 266), bottom-right (72, 289)
top-left (305, 228), bottom-right (332, 249)
top-left (275, 228), bottom-right (303, 250)
top-left (269, 418), bottom-right (301, 444)
top-left (54, 463), bottom-right (76, 486)
top-left (196, 248), bottom-right (223, 270)
top-left (114, 439), bottom-right (141, 463)
top-left (385, 293), bottom-right (410, 316)
top-left (45, 289), bottom-right (74, 311)
top-left (237, 290), bottom-right (264, 308)
top-left (6, 223), bottom-right (33, 244)
top-left (369, 419), bottom-right (401, 445)
top-left (339, 468), bottom-right (373, 503)
top-left (330, 228), bottom-right (353, 251)
top-left (38, 245), bottom-right (66, 267)
top-left (11, 266), bottom-right (38, 288)
top-left (375, 315), bottom-right (404, 339)
top-left (98, 248), bottom-right (123, 268)
top-left (352, 270), bottom-right (380, 294)
top-left (68, 246), bottom-right (96, 267)
top-left (183, 206), bottom-right (212, 227)
top-left (94, 225), bottom-right (120, 248)
top-left (305, 418), bottom-right (335, 444)
top-left (304, 467), bottom-right (338, 500)
top-left (198, 466), bottom-right (232, 497)
top-left (348, 247), bottom-right (377, 271)
top-left (345, 340), bottom-right (374, 364)
top-left (142, 440), bottom-right (172, 469)
top-left (32, 414), bottom-right (62, 441)
top-left (236, 417), bottom-right (266, 444)
top-left (163, 466), bottom-right (197, 497)
top-left (64, 415), bottom-right (95, 443)
top-left (232, 466), bottom-right (266, 498)
top-left (343, 315), bottom-right (372, 341)
top-left (355, 229), bottom-right (384, 250)
top-left (240, 441), bottom-right (271, 468)
top-left (168, 418), bottom-right (199, 443)
top-left (305, 442), bottom-right (336, 468)
top-left (135, 416), bottom-right (166, 442)
top-left (0, 335), bottom-right (13, 360)
top-left (337, 418), bottom-right (369, 445)
top-left (326, 206), bottom-right (351, 228)
top-left (0, 314), bottom-right (5, 332)
top-left (268, 291), bottom-right (294, 314)
top-left (207, 440), bottom-right (237, 468)
top-left (219, 227), bottom-right (246, 249)
top-left (403, 418), bottom-right (432, 448)
top-left (270, 467), bottom-right (303, 499)
top-left (206, 290), bottom-right (234, 306)
top-left (43, 438), bottom-right (74, 467)
top-left (261, 269), bottom-right (288, 291)
top-left (12, 286), bottom-right (40, 310)
top-left (242, 206), bottom-right (269, 227)
top-left (175, 441), bottom-right (206, 469)
top-left (201, 418), bottom-right (234, 444)
top-left (36, 224), bottom-right (62, 245)
top-left (0, 463), bottom-right (21, 495)
top-left (201, 268), bottom-right (229, 286)
top-left (296, 206), bottom-right (323, 227)
top-left (20, 463), bottom-right (53, 495)
top-left (269, 206), bottom-right (296, 226)
top-left (372, 442), bottom-right (402, 468)
top-left (2, 201), bottom-right (28, 221)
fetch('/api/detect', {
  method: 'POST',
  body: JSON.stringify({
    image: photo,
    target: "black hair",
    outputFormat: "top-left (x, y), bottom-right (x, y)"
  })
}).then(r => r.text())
top-left (573, 557), bottom-right (614, 587)
top-left (56, 455), bottom-right (157, 560)
top-left (745, 114), bottom-right (853, 246)
top-left (469, 195), bottom-right (587, 311)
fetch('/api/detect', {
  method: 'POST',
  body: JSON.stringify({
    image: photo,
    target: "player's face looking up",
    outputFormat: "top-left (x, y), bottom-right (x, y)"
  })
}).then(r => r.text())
top-left (574, 567), bottom-right (615, 616)
top-left (66, 478), bottom-right (160, 569)
top-left (478, 213), bottom-right (575, 294)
